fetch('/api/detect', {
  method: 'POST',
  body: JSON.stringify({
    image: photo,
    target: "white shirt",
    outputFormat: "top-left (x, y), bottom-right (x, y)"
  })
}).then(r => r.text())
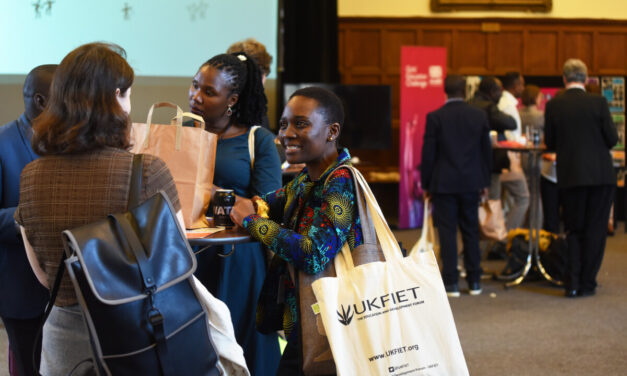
top-left (565, 82), bottom-right (586, 91)
top-left (497, 90), bottom-right (522, 141)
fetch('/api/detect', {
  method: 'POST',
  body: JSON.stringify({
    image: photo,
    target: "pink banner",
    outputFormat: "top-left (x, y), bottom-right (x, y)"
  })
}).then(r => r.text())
top-left (539, 88), bottom-right (560, 111)
top-left (399, 46), bottom-right (447, 229)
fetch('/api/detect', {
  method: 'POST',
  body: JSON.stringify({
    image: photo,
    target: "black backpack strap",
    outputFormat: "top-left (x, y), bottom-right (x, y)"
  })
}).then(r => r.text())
top-left (120, 154), bottom-right (175, 375)
top-left (33, 252), bottom-right (66, 375)
top-left (128, 153), bottom-right (144, 209)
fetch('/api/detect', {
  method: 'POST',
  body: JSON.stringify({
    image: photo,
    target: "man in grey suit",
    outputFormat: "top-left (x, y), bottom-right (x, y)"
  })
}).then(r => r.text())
top-left (544, 59), bottom-right (617, 298)
top-left (422, 75), bottom-right (492, 297)
top-left (1, 64), bottom-right (56, 375)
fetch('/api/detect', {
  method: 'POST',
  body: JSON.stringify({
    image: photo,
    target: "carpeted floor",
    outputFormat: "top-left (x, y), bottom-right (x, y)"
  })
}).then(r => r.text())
top-left (394, 222), bottom-right (627, 376)
top-left (2, 224), bottom-right (626, 376)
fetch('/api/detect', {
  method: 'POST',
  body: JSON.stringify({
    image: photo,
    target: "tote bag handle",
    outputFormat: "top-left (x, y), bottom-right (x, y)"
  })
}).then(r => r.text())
top-left (179, 111), bottom-right (205, 125)
top-left (328, 166), bottom-right (403, 278)
top-left (142, 102), bottom-right (184, 149)
top-left (405, 198), bottom-right (439, 267)
top-left (248, 125), bottom-right (260, 170)
top-left (408, 198), bottom-right (436, 252)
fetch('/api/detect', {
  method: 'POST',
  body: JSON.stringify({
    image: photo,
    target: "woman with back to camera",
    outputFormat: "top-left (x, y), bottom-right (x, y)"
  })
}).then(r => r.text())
top-left (231, 87), bottom-right (364, 375)
top-left (15, 43), bottom-right (183, 375)
top-left (189, 52), bottom-right (282, 375)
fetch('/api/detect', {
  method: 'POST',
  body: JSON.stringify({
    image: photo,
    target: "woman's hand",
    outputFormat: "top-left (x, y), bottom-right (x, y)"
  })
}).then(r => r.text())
top-left (230, 198), bottom-right (256, 227)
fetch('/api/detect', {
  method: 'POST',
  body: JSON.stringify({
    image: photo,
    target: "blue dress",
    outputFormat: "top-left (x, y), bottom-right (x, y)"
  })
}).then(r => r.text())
top-left (195, 126), bottom-right (282, 376)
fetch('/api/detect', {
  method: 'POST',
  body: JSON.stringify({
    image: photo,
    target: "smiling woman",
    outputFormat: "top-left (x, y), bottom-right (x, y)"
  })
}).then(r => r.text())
top-left (279, 94), bottom-right (340, 180)
top-left (230, 86), bottom-right (364, 375)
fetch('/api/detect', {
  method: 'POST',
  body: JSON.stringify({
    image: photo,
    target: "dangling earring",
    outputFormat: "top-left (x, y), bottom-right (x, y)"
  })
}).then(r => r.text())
top-left (226, 105), bottom-right (233, 117)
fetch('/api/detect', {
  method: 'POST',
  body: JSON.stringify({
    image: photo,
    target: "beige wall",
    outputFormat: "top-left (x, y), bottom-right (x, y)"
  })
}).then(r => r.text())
top-left (338, 0), bottom-right (627, 19)
top-left (0, 76), bottom-right (23, 126)
top-left (0, 76), bottom-right (277, 130)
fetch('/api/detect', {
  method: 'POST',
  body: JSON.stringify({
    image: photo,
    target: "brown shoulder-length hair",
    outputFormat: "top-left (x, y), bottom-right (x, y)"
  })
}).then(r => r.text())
top-left (32, 42), bottom-right (134, 155)
top-left (521, 84), bottom-right (541, 107)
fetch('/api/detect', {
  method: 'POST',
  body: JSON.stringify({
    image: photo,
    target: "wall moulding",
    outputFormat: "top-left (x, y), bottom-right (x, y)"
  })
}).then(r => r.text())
top-left (430, 0), bottom-right (552, 12)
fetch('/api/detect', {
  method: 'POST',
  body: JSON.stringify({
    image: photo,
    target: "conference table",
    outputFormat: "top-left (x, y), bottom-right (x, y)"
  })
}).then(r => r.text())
top-left (186, 218), bottom-right (253, 258)
top-left (494, 144), bottom-right (563, 288)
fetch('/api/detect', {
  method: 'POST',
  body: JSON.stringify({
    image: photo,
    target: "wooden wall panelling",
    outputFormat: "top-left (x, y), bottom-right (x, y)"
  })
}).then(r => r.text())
top-left (418, 28), bottom-right (454, 72)
top-left (338, 29), bottom-right (346, 72)
top-left (454, 29), bottom-right (490, 74)
top-left (344, 74), bottom-right (382, 84)
top-left (345, 27), bottom-right (382, 70)
top-left (340, 17), bottom-right (627, 77)
top-left (595, 32), bottom-right (627, 75)
top-left (490, 30), bottom-right (524, 73)
top-left (524, 30), bottom-right (559, 74)
top-left (341, 26), bottom-right (384, 84)
top-left (561, 31), bottom-right (593, 71)
top-left (383, 28), bottom-right (417, 73)
top-left (381, 28), bottom-right (414, 121)
top-left (338, 17), bottom-right (627, 168)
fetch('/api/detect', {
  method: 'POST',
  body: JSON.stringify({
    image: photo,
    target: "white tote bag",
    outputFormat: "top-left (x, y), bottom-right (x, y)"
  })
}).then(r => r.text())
top-left (190, 277), bottom-right (250, 376)
top-left (311, 169), bottom-right (469, 376)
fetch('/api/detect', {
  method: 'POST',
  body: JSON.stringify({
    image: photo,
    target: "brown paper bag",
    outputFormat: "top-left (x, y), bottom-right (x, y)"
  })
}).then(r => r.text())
top-left (130, 102), bottom-right (217, 229)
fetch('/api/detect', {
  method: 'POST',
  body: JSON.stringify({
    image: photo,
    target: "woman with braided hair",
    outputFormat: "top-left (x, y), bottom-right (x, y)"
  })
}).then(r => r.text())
top-left (189, 52), bottom-right (282, 375)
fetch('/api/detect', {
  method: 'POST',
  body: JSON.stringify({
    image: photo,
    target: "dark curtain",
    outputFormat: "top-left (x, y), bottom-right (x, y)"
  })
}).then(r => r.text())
top-left (281, 0), bottom-right (339, 83)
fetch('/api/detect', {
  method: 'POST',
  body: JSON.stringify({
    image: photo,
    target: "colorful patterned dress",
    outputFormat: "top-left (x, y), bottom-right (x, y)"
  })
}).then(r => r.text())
top-left (243, 148), bottom-right (363, 339)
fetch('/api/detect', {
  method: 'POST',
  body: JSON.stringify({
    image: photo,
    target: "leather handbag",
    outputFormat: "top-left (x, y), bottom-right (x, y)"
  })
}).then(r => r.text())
top-left (57, 154), bottom-right (220, 376)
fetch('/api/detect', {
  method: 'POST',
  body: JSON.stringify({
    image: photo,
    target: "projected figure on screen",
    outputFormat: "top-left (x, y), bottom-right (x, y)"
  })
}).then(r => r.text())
top-left (45, 0), bottom-right (54, 14)
top-left (187, 0), bottom-right (208, 21)
top-left (32, 0), bottom-right (42, 17)
top-left (122, 3), bottom-right (132, 20)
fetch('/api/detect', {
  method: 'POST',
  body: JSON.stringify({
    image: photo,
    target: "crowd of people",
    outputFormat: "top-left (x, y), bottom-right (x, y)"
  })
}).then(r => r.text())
top-left (0, 36), bottom-right (619, 376)
top-left (0, 36), bottom-right (367, 375)
top-left (421, 59), bottom-right (618, 299)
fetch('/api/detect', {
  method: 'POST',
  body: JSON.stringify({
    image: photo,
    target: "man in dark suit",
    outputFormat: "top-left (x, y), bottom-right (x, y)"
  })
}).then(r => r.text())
top-left (1, 64), bottom-right (56, 375)
top-left (468, 77), bottom-right (519, 259)
top-left (468, 76), bottom-right (519, 199)
top-left (469, 76), bottom-right (517, 143)
top-left (544, 59), bottom-right (617, 298)
top-left (421, 75), bottom-right (492, 297)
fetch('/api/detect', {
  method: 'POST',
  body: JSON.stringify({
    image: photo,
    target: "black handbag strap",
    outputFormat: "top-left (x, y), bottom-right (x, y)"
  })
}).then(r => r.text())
top-left (33, 153), bottom-right (146, 375)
